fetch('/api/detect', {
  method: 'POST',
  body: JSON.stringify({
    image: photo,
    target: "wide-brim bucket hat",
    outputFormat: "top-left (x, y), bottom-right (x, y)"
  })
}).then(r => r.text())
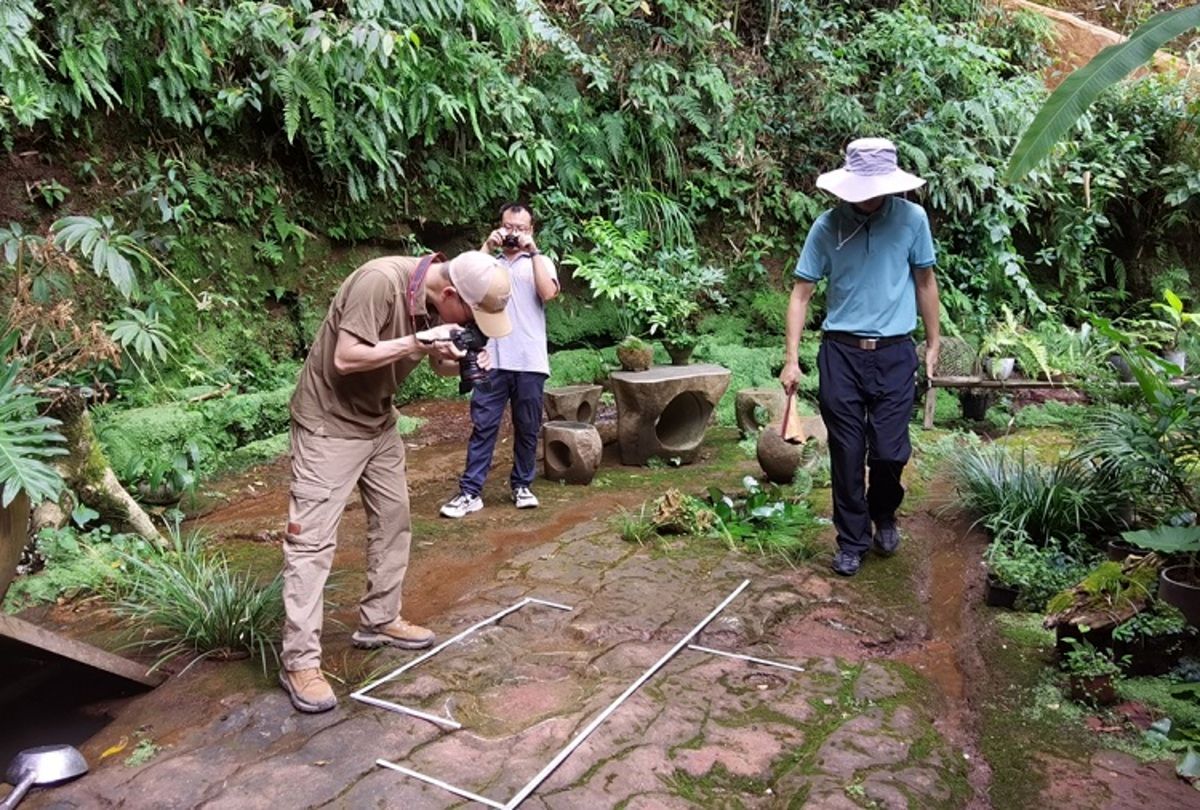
top-left (816, 138), bottom-right (925, 203)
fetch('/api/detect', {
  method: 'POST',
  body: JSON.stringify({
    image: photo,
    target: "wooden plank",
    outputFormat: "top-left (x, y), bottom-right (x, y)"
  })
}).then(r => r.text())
top-left (0, 493), bottom-right (30, 603)
top-left (927, 377), bottom-right (1077, 390)
top-left (0, 614), bottom-right (166, 688)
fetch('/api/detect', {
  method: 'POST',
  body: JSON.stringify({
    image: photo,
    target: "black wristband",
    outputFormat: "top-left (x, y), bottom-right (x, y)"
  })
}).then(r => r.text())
top-left (528, 249), bottom-right (541, 257)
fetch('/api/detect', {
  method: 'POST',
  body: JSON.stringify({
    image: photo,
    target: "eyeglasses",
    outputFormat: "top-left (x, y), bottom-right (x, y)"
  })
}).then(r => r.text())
top-left (501, 222), bottom-right (532, 233)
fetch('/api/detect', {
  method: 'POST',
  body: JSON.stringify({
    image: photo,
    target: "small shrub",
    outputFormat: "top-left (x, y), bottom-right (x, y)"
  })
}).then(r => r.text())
top-left (3, 525), bottom-right (154, 612)
top-left (113, 530), bottom-right (284, 673)
top-left (748, 289), bottom-right (790, 336)
top-left (395, 362), bottom-right (461, 405)
top-left (548, 348), bottom-right (609, 387)
top-left (954, 445), bottom-right (1124, 544)
top-left (615, 505), bottom-right (656, 545)
top-left (546, 295), bottom-right (623, 347)
top-left (702, 476), bottom-right (824, 564)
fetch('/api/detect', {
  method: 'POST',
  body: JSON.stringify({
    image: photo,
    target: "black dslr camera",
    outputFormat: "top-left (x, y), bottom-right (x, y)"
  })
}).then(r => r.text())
top-left (501, 231), bottom-right (521, 249)
top-left (451, 322), bottom-right (489, 394)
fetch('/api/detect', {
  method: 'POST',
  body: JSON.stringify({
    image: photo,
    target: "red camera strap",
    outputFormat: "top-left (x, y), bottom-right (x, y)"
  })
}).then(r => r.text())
top-left (406, 252), bottom-right (445, 335)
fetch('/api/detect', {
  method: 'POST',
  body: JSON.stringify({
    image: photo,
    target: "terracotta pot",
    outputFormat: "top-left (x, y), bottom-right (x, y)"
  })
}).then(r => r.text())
top-left (616, 344), bottom-right (653, 372)
top-left (1068, 673), bottom-right (1118, 706)
top-left (1159, 564), bottom-right (1200, 626)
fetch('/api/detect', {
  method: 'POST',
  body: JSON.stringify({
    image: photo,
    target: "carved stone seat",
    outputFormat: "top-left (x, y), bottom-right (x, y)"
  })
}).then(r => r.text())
top-left (609, 364), bottom-right (731, 466)
top-left (542, 421), bottom-right (603, 485)
top-left (543, 384), bottom-right (603, 424)
top-left (734, 387), bottom-right (787, 436)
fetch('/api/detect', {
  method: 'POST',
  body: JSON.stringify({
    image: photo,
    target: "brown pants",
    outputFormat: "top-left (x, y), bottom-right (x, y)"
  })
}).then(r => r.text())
top-left (282, 422), bottom-right (411, 671)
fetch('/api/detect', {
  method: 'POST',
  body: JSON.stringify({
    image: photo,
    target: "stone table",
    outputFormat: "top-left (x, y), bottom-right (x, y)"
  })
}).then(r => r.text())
top-left (609, 364), bottom-right (731, 465)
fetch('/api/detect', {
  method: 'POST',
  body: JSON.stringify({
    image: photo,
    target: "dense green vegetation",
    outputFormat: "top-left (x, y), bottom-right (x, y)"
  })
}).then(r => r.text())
top-left (2, 1), bottom-right (1200, 600)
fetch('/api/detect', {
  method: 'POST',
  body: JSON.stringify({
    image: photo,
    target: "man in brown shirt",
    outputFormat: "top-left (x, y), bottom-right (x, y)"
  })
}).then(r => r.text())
top-left (280, 250), bottom-right (511, 713)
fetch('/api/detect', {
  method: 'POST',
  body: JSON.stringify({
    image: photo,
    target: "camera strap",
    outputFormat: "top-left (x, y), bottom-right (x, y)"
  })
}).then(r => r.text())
top-left (405, 252), bottom-right (445, 335)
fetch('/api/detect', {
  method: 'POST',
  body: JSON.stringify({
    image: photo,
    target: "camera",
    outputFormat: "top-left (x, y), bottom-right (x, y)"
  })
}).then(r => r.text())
top-left (501, 232), bottom-right (520, 249)
top-left (451, 322), bottom-right (489, 394)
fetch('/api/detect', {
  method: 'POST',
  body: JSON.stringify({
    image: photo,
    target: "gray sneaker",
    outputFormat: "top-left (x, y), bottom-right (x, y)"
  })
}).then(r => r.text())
top-left (512, 486), bottom-right (539, 509)
top-left (440, 491), bottom-right (482, 519)
top-left (873, 523), bottom-right (901, 556)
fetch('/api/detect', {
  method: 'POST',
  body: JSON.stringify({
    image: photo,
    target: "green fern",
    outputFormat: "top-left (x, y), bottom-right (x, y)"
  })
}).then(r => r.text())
top-left (0, 335), bottom-right (66, 508)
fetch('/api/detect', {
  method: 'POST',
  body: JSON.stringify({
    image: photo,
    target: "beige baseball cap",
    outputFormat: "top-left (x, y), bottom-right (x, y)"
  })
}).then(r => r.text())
top-left (447, 250), bottom-right (512, 337)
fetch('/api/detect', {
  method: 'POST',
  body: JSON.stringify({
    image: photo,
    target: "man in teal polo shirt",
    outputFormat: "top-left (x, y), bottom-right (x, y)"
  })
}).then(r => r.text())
top-left (780, 138), bottom-right (942, 577)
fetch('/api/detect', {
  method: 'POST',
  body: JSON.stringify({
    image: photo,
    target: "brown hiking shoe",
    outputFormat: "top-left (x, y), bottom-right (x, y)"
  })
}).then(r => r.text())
top-left (351, 618), bottom-right (435, 650)
top-left (279, 667), bottom-right (337, 713)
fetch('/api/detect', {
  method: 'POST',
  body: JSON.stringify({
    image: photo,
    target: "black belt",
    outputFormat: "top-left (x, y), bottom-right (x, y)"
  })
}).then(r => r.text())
top-left (822, 331), bottom-right (911, 351)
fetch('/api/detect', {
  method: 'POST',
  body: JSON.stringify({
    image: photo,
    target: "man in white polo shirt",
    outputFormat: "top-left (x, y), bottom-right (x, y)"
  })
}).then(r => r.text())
top-left (441, 203), bottom-right (560, 518)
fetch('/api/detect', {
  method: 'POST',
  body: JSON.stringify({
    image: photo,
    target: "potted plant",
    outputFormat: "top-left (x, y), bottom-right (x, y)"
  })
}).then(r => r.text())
top-left (984, 534), bottom-right (1093, 612)
top-left (1123, 525), bottom-right (1200, 626)
top-left (983, 538), bottom-right (1033, 608)
top-left (978, 307), bottom-right (1054, 381)
top-left (1111, 601), bottom-right (1192, 676)
top-left (662, 331), bottom-right (699, 366)
top-left (645, 248), bottom-right (727, 366)
top-left (567, 221), bottom-right (729, 373)
top-left (1149, 289), bottom-right (1199, 373)
top-left (615, 335), bottom-right (654, 372)
top-left (125, 442), bottom-right (202, 506)
top-left (1060, 635), bottom-right (1123, 705)
top-left (565, 218), bottom-right (656, 369)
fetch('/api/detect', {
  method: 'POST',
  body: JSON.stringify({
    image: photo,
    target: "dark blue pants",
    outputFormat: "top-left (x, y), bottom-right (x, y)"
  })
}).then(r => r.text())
top-left (817, 338), bottom-right (918, 555)
top-left (459, 370), bottom-right (547, 496)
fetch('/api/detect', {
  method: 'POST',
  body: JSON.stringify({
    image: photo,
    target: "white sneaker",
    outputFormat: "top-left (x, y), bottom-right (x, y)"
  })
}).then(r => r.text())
top-left (512, 486), bottom-right (539, 509)
top-left (440, 492), bottom-right (482, 518)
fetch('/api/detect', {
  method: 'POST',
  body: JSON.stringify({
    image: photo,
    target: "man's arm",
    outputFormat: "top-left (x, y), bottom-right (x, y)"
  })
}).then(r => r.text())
top-left (780, 280), bottom-right (816, 391)
top-left (914, 267), bottom-right (941, 379)
top-left (531, 253), bottom-right (559, 302)
top-left (333, 324), bottom-right (463, 375)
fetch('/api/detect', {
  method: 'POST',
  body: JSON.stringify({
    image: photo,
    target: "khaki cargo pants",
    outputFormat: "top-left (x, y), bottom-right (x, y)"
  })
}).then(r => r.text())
top-left (282, 421), bottom-right (411, 671)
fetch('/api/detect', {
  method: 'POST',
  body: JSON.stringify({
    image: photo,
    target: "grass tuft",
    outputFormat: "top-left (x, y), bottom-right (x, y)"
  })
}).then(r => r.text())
top-left (113, 529), bottom-right (284, 674)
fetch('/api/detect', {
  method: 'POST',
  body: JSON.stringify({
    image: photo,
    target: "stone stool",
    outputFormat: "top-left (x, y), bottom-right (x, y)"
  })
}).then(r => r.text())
top-left (609, 364), bottom-right (731, 465)
top-left (543, 384), bottom-right (603, 424)
top-left (542, 421), bottom-right (603, 485)
top-left (735, 387), bottom-right (787, 436)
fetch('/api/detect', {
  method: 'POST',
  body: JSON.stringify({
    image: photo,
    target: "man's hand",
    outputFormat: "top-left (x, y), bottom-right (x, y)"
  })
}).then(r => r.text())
top-left (517, 232), bottom-right (538, 254)
top-left (415, 324), bottom-right (466, 364)
top-left (476, 348), bottom-right (492, 372)
top-left (779, 360), bottom-right (802, 394)
top-left (482, 229), bottom-right (504, 252)
top-left (924, 339), bottom-right (940, 381)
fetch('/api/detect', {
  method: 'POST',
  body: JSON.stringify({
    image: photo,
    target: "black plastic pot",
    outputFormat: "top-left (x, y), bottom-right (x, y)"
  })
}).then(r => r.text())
top-left (1159, 565), bottom-right (1200, 627)
top-left (985, 573), bottom-right (1019, 609)
top-left (1105, 538), bottom-right (1144, 563)
top-left (1108, 353), bottom-right (1135, 382)
top-left (958, 390), bottom-right (993, 421)
top-left (1055, 623), bottom-right (1113, 656)
top-left (1113, 632), bottom-right (1185, 677)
